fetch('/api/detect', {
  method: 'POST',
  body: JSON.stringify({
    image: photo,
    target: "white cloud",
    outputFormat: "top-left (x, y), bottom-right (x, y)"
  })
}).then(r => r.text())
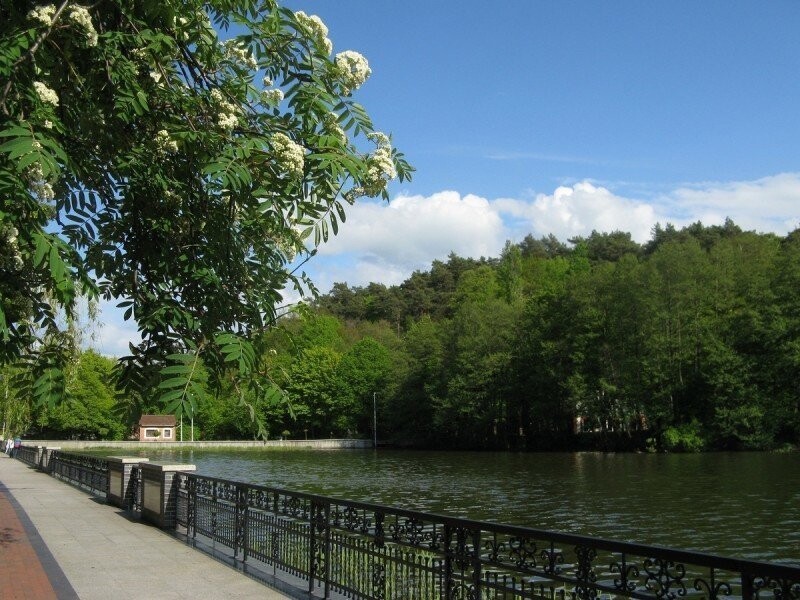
top-left (666, 173), bottom-right (800, 233)
top-left (492, 182), bottom-right (661, 243)
top-left (317, 190), bottom-right (506, 268)
top-left (89, 173), bottom-right (800, 349)
top-left (306, 173), bottom-right (800, 290)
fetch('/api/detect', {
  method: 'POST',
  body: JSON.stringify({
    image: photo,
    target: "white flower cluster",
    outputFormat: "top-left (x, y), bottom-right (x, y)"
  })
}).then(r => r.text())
top-left (155, 130), bottom-right (178, 153)
top-left (261, 88), bottom-right (284, 106)
top-left (367, 131), bottom-right (391, 148)
top-left (323, 112), bottom-right (347, 144)
top-left (28, 4), bottom-right (56, 26)
top-left (295, 11), bottom-right (332, 55)
top-left (0, 223), bottom-right (24, 273)
top-left (223, 40), bottom-right (258, 70)
top-left (33, 81), bottom-right (59, 107)
top-left (271, 133), bottom-right (305, 177)
top-left (210, 89), bottom-right (239, 131)
top-left (334, 51), bottom-right (371, 94)
top-left (346, 132), bottom-right (396, 199)
top-left (67, 5), bottom-right (98, 47)
top-left (26, 162), bottom-right (55, 201)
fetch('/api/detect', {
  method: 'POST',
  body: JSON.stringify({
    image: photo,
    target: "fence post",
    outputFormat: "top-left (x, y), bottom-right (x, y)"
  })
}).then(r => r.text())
top-left (233, 483), bottom-right (249, 561)
top-left (107, 457), bottom-right (149, 508)
top-left (139, 462), bottom-right (196, 529)
top-left (41, 447), bottom-right (59, 473)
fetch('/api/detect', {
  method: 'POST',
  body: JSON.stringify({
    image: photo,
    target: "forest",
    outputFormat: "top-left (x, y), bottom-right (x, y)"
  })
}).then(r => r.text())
top-left (4, 219), bottom-right (799, 452)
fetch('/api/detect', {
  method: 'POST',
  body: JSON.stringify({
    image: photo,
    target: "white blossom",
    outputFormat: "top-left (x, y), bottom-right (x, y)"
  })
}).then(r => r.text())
top-left (149, 70), bottom-right (163, 84)
top-left (210, 89), bottom-right (239, 131)
top-left (28, 4), bottom-right (56, 27)
top-left (367, 131), bottom-right (391, 148)
top-left (346, 134), bottom-right (396, 199)
top-left (217, 112), bottom-right (238, 130)
top-left (26, 163), bottom-right (55, 201)
top-left (33, 81), bottom-right (59, 106)
top-left (262, 76), bottom-right (273, 88)
top-left (271, 133), bottom-right (305, 177)
top-left (261, 88), bottom-right (284, 106)
top-left (323, 113), bottom-right (347, 144)
top-left (295, 11), bottom-right (332, 54)
top-left (334, 51), bottom-right (371, 93)
top-left (223, 40), bottom-right (258, 70)
top-left (67, 5), bottom-right (98, 47)
top-left (155, 130), bottom-right (178, 153)
top-left (43, 119), bottom-right (53, 129)
top-left (0, 224), bottom-right (24, 272)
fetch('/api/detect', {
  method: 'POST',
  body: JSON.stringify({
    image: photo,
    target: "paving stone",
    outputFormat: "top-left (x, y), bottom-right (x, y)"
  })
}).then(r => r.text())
top-left (0, 455), bottom-right (290, 599)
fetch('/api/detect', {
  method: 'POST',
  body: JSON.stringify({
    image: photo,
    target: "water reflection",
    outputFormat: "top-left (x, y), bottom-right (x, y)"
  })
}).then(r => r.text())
top-left (133, 448), bottom-right (800, 564)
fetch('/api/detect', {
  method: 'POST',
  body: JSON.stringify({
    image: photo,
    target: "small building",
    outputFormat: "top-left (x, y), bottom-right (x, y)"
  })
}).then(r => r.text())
top-left (138, 415), bottom-right (177, 442)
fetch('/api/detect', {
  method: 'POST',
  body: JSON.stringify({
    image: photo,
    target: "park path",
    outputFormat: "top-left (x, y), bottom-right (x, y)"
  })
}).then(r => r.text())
top-left (0, 453), bottom-right (291, 599)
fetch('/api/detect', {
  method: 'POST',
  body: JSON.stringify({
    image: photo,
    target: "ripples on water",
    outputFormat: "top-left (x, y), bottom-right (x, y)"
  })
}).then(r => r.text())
top-left (137, 448), bottom-right (800, 564)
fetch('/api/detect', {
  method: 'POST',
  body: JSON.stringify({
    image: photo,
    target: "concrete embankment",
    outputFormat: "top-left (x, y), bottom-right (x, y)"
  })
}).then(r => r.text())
top-left (22, 438), bottom-right (371, 451)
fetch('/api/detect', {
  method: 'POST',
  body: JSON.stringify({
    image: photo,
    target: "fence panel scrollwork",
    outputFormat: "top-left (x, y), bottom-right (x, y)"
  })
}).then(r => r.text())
top-left (48, 450), bottom-right (108, 496)
top-left (175, 472), bottom-right (800, 600)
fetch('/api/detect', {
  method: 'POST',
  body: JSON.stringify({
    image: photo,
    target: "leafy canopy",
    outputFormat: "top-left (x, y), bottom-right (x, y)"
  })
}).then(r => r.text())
top-left (0, 0), bottom-right (412, 429)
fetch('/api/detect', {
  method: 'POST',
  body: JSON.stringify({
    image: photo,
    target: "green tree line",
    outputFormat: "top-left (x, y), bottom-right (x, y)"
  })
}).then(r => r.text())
top-left (9, 219), bottom-right (798, 452)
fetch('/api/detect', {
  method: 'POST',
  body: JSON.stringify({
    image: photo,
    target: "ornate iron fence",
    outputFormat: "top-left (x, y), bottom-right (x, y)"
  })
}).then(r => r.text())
top-left (176, 473), bottom-right (800, 600)
top-left (49, 450), bottom-right (108, 496)
top-left (128, 465), bottom-right (143, 512)
top-left (15, 444), bottom-right (38, 466)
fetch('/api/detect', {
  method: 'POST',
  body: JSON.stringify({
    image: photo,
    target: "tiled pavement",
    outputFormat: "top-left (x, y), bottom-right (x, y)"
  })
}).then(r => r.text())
top-left (0, 454), bottom-right (291, 599)
top-left (0, 483), bottom-right (70, 599)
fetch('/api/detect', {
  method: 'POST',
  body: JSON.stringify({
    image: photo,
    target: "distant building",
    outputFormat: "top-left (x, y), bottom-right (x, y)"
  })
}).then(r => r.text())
top-left (138, 415), bottom-right (177, 442)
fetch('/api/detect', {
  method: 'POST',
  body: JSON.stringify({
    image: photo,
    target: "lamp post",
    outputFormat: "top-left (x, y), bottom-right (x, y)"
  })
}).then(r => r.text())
top-left (373, 392), bottom-right (377, 449)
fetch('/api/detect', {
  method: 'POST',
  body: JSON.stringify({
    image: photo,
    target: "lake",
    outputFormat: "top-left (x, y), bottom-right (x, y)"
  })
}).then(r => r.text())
top-left (127, 448), bottom-right (800, 565)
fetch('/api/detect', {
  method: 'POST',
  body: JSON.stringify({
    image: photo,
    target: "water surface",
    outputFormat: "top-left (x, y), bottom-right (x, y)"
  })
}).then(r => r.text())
top-left (130, 449), bottom-right (800, 565)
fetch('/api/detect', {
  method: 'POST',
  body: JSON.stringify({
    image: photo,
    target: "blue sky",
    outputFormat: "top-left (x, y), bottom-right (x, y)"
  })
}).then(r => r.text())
top-left (94, 1), bottom-right (800, 355)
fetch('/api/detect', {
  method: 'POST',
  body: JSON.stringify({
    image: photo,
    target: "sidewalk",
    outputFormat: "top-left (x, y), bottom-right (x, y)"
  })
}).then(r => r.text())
top-left (0, 454), bottom-right (292, 599)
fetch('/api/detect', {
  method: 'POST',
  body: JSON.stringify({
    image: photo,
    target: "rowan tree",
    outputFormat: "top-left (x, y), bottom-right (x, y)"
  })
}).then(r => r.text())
top-left (0, 0), bottom-right (411, 432)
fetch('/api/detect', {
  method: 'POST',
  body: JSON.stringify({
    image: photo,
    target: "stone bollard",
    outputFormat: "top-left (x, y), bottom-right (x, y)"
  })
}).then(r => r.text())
top-left (107, 457), bottom-right (149, 508)
top-left (40, 447), bottom-right (59, 473)
top-left (140, 462), bottom-right (196, 529)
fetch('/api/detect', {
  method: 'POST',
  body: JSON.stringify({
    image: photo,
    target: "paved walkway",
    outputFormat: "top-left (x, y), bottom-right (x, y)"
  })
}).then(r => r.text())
top-left (0, 454), bottom-right (292, 599)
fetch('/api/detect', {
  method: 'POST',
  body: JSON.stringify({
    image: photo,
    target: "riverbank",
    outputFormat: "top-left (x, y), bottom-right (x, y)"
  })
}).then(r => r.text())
top-left (20, 438), bottom-right (371, 451)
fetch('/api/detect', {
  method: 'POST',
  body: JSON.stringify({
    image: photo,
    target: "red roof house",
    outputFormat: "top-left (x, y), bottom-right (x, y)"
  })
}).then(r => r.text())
top-left (138, 415), bottom-right (177, 442)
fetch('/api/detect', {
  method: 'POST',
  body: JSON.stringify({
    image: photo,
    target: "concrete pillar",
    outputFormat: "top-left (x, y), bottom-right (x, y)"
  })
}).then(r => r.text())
top-left (107, 457), bottom-right (149, 508)
top-left (40, 447), bottom-right (59, 473)
top-left (140, 462), bottom-right (196, 529)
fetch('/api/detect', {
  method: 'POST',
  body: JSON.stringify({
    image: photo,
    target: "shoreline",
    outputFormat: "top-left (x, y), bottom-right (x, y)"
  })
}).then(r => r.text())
top-left (19, 438), bottom-right (371, 451)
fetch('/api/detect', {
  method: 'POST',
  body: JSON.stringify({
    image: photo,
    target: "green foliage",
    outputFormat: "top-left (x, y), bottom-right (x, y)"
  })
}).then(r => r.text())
top-left (0, 0), bottom-right (412, 427)
top-left (662, 420), bottom-right (706, 453)
top-left (313, 221), bottom-right (800, 451)
top-left (35, 350), bottom-right (126, 439)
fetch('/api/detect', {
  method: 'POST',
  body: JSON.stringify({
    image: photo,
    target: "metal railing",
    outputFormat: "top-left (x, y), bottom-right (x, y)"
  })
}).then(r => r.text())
top-left (176, 472), bottom-right (800, 600)
top-left (128, 465), bottom-right (143, 512)
top-left (15, 444), bottom-right (38, 466)
top-left (49, 450), bottom-right (109, 496)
